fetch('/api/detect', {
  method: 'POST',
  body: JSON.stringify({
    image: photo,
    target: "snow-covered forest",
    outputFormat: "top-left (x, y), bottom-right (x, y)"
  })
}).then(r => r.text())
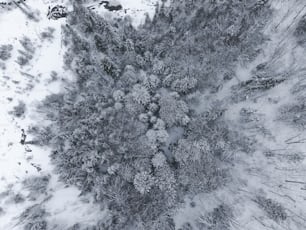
top-left (1, 0), bottom-right (306, 229)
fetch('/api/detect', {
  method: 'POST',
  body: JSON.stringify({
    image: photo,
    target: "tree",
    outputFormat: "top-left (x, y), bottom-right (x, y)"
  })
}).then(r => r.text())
top-left (159, 92), bottom-right (190, 127)
top-left (134, 171), bottom-right (155, 194)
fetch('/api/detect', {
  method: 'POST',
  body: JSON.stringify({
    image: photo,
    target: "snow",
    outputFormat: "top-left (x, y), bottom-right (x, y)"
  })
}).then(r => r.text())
top-left (85, 0), bottom-right (160, 27)
top-left (0, 0), bottom-right (161, 229)
top-left (175, 1), bottom-right (306, 229)
top-left (157, 1), bottom-right (306, 230)
top-left (0, 1), bottom-right (85, 229)
top-left (2, 0), bottom-right (306, 229)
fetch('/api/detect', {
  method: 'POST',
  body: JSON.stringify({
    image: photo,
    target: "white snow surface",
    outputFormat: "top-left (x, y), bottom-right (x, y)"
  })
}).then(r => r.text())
top-left (80, 0), bottom-right (161, 27)
top-left (1, 0), bottom-right (306, 230)
top-left (175, 1), bottom-right (306, 230)
top-left (0, 0), bottom-right (159, 229)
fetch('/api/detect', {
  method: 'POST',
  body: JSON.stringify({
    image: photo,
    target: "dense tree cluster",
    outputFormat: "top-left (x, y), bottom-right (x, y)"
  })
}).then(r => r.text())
top-left (35, 0), bottom-right (271, 229)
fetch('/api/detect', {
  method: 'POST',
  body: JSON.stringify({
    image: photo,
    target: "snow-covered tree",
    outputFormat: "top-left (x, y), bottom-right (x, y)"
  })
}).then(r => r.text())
top-left (146, 129), bottom-right (169, 149)
top-left (159, 92), bottom-right (190, 127)
top-left (133, 171), bottom-right (155, 194)
top-left (143, 74), bottom-right (161, 92)
top-left (119, 65), bottom-right (139, 88)
top-left (171, 77), bottom-right (198, 94)
top-left (113, 89), bottom-right (125, 102)
top-left (132, 84), bottom-right (151, 105)
top-left (174, 138), bottom-right (211, 164)
top-left (152, 151), bottom-right (167, 168)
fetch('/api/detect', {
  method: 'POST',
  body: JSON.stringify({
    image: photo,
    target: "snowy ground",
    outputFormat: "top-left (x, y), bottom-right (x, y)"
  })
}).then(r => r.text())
top-left (1, 0), bottom-right (306, 229)
top-left (86, 0), bottom-right (161, 26)
top-left (0, 0), bottom-right (158, 229)
top-left (175, 1), bottom-right (306, 229)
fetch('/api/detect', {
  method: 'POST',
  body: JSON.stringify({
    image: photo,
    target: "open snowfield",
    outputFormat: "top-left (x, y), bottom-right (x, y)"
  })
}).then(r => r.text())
top-left (1, 0), bottom-right (306, 229)
top-left (0, 0), bottom-right (159, 229)
top-left (0, 1), bottom-right (102, 229)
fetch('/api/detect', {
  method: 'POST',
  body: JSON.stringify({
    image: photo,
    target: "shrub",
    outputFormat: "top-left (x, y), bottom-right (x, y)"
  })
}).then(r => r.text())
top-left (278, 99), bottom-right (306, 129)
top-left (9, 101), bottom-right (26, 117)
top-left (19, 205), bottom-right (47, 230)
top-left (22, 175), bottom-right (50, 200)
top-left (179, 222), bottom-right (193, 230)
top-left (40, 27), bottom-right (55, 41)
top-left (196, 204), bottom-right (233, 230)
top-left (231, 63), bottom-right (286, 102)
top-left (0, 207), bottom-right (4, 216)
top-left (16, 37), bottom-right (35, 67)
top-left (0, 44), bottom-right (13, 61)
top-left (13, 193), bottom-right (25, 204)
top-left (255, 196), bottom-right (287, 222)
top-left (294, 15), bottom-right (306, 45)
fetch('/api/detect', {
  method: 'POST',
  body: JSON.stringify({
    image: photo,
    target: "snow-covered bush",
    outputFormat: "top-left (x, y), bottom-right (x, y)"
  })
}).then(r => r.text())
top-left (196, 204), bottom-right (233, 230)
top-left (255, 196), bottom-right (287, 222)
top-left (294, 14), bottom-right (306, 45)
top-left (17, 37), bottom-right (35, 67)
top-left (19, 205), bottom-right (47, 230)
top-left (22, 175), bottom-right (50, 200)
top-left (40, 27), bottom-right (55, 41)
top-left (12, 193), bottom-right (25, 204)
top-left (171, 77), bottom-right (198, 94)
top-left (24, 221), bottom-right (47, 230)
top-left (149, 215), bottom-right (175, 230)
top-left (9, 100), bottom-right (26, 117)
top-left (0, 207), bottom-right (4, 216)
top-left (0, 44), bottom-right (13, 61)
top-left (278, 99), bottom-right (306, 129)
top-left (231, 64), bottom-right (286, 102)
top-left (178, 222), bottom-right (193, 230)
